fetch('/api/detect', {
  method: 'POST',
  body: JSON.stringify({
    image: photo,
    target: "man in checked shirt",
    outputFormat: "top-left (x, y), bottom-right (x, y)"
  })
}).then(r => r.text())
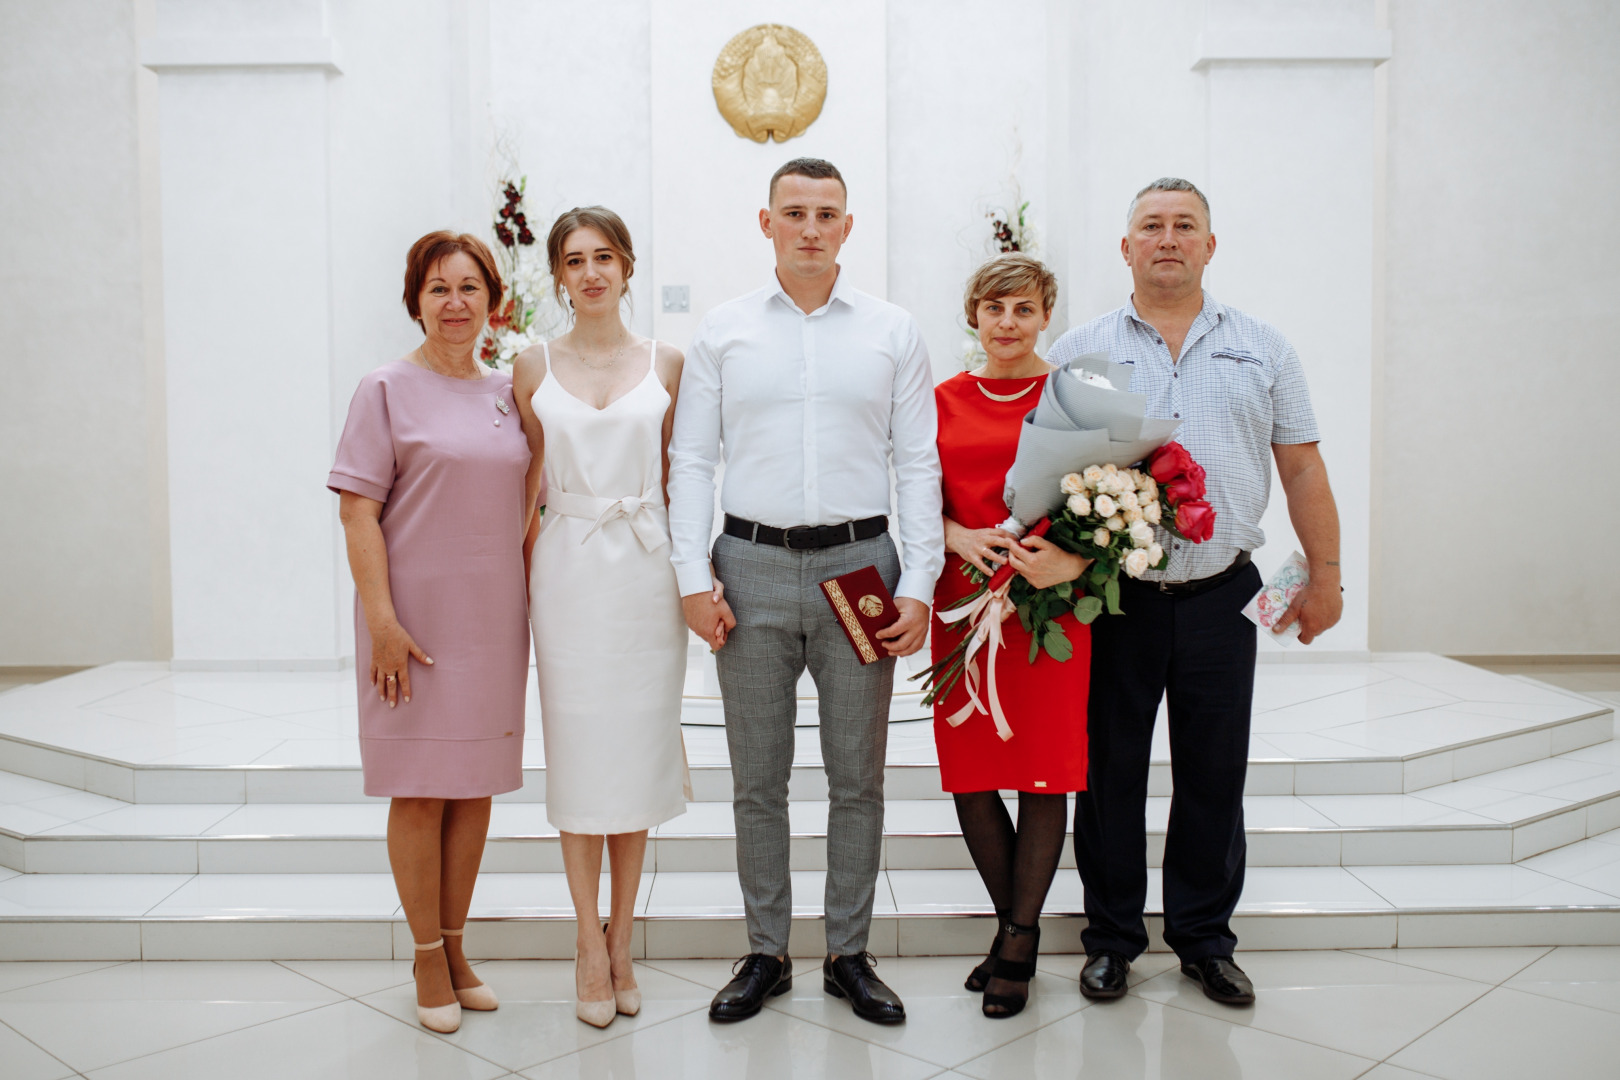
top-left (1047, 178), bottom-right (1343, 1007)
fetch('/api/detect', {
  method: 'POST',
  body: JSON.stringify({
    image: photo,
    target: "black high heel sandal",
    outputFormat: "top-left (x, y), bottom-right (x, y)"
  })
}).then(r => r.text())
top-left (982, 921), bottom-right (1039, 1018)
top-left (965, 909), bottom-right (1012, 992)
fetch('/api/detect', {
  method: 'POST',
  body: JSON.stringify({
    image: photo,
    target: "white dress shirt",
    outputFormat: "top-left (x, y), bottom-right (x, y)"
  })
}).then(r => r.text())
top-left (668, 270), bottom-right (945, 604)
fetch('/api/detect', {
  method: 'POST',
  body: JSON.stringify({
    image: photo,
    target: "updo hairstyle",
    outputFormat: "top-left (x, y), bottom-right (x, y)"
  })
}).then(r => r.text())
top-left (545, 206), bottom-right (637, 307)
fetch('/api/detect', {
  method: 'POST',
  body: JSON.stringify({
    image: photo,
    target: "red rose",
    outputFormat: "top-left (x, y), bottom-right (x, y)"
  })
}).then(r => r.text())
top-left (1164, 462), bottom-right (1206, 503)
top-left (1175, 499), bottom-right (1216, 543)
top-left (1149, 442), bottom-right (1195, 483)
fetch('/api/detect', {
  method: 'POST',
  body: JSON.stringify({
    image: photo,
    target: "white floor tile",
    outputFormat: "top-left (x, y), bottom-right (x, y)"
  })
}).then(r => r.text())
top-left (1133, 949), bottom-right (1489, 1060)
top-left (954, 991), bottom-right (1373, 1080)
top-left (47, 803), bottom-right (239, 837)
top-left (246, 740), bottom-right (364, 767)
top-left (1345, 946), bottom-right (1550, 984)
top-left (804, 954), bottom-right (1089, 1066)
top-left (1238, 867), bottom-right (1393, 912)
top-left (163, 672), bottom-right (356, 718)
top-left (1349, 864), bottom-right (1620, 909)
top-left (0, 960), bottom-right (341, 1072)
top-left (274, 959), bottom-right (420, 998)
top-left (0, 874), bottom-right (189, 916)
top-left (0, 772), bottom-right (82, 805)
top-left (93, 687), bottom-right (266, 729)
top-left (486, 803), bottom-right (557, 836)
top-left (148, 874), bottom-right (400, 918)
top-left (83, 998), bottom-right (506, 1080)
top-left (362, 960), bottom-right (710, 1072)
top-left (1299, 794), bottom-right (1496, 828)
top-left (517, 1003), bottom-right (939, 1080)
top-left (647, 870), bottom-right (896, 916)
top-left (0, 1019), bottom-right (77, 1080)
top-left (1503, 945), bottom-right (1620, 1014)
top-left (202, 803), bottom-right (389, 837)
top-left (1390, 985), bottom-right (1620, 1080)
top-left (468, 872), bottom-right (653, 918)
top-left (0, 960), bottom-right (128, 995)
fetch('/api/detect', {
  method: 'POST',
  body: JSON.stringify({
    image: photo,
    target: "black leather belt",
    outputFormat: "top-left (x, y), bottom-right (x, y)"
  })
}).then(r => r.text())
top-left (1127, 551), bottom-right (1252, 597)
top-left (724, 514), bottom-right (888, 551)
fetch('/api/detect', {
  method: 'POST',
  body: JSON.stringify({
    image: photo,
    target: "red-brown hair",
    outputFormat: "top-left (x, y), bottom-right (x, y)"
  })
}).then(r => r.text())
top-left (401, 231), bottom-right (503, 329)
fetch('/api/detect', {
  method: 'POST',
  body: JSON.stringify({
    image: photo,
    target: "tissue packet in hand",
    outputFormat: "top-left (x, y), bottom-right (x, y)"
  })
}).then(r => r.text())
top-left (1242, 551), bottom-right (1309, 645)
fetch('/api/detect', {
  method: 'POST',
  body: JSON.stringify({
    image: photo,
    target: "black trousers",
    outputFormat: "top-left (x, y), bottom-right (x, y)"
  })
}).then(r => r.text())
top-left (1073, 561), bottom-right (1260, 963)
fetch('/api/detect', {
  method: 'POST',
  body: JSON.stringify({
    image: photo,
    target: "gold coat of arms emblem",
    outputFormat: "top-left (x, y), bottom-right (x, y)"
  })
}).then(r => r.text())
top-left (857, 594), bottom-right (884, 618)
top-left (712, 24), bottom-right (827, 143)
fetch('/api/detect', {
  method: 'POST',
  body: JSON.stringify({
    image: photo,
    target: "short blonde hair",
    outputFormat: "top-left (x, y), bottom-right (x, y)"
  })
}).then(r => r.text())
top-left (963, 254), bottom-right (1058, 329)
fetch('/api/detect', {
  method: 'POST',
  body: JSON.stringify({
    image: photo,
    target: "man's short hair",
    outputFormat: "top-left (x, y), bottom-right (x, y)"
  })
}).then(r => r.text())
top-left (1126, 177), bottom-right (1211, 228)
top-left (963, 254), bottom-right (1058, 329)
top-left (769, 157), bottom-right (846, 206)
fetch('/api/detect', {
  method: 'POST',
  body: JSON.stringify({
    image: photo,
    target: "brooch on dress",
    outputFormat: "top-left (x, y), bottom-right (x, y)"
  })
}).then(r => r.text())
top-left (494, 390), bottom-right (511, 426)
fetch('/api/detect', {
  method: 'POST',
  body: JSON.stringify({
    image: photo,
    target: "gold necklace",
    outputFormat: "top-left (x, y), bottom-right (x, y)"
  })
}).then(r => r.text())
top-left (574, 335), bottom-right (633, 371)
top-left (977, 379), bottom-right (1041, 403)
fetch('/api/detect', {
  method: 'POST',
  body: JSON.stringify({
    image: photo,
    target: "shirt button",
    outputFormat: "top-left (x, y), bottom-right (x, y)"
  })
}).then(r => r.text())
top-left (1173, 372), bottom-right (1178, 378)
top-left (1173, 412), bottom-right (1180, 418)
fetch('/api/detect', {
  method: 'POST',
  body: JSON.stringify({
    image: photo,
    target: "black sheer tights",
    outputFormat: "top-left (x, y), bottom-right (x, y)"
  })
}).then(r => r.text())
top-left (954, 790), bottom-right (1068, 1005)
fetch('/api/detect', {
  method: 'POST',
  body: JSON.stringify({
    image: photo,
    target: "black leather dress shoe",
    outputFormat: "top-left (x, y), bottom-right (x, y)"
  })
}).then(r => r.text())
top-left (1181, 955), bottom-right (1255, 1005)
top-left (1079, 951), bottom-right (1131, 1000)
top-left (709, 954), bottom-right (792, 1021)
top-left (824, 952), bottom-right (906, 1024)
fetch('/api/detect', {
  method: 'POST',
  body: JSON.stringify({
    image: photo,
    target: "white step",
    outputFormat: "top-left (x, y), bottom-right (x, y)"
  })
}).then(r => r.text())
top-left (2, 853), bottom-right (1618, 961)
top-left (6, 741), bottom-right (1620, 874)
top-left (0, 658), bottom-right (1609, 803)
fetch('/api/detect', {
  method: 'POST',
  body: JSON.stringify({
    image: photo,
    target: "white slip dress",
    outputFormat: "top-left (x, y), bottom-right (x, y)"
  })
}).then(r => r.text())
top-left (528, 339), bottom-right (691, 833)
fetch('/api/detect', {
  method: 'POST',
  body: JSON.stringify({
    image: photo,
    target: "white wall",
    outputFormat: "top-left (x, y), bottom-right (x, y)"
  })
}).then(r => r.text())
top-left (0, 0), bottom-right (170, 665)
top-left (1375, 0), bottom-right (1620, 653)
top-left (2, 0), bottom-right (1613, 663)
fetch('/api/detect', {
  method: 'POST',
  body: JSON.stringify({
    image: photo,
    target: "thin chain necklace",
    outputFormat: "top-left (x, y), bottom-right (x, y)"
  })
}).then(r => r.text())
top-left (572, 333), bottom-right (634, 371)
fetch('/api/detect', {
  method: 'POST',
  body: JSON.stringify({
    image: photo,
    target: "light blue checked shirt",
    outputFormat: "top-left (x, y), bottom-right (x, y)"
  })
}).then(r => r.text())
top-left (1047, 292), bottom-right (1319, 582)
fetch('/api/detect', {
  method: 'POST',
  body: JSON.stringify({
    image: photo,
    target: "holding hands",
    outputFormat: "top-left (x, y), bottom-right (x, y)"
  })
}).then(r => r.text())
top-left (682, 576), bottom-right (737, 651)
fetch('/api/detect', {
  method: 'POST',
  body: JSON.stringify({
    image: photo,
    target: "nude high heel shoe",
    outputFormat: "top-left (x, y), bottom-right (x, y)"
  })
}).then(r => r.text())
top-left (604, 923), bottom-right (641, 1016)
top-left (440, 927), bottom-right (499, 1011)
top-left (576, 924), bottom-right (616, 1028)
top-left (412, 939), bottom-right (462, 1033)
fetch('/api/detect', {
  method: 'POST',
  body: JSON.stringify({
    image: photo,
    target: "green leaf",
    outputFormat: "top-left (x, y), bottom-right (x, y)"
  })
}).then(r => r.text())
top-left (1073, 595), bottom-right (1103, 623)
top-left (1028, 636), bottom-right (1040, 664)
top-left (1054, 581), bottom-right (1074, 600)
top-left (1043, 626), bottom-right (1073, 662)
top-left (1104, 575), bottom-right (1121, 615)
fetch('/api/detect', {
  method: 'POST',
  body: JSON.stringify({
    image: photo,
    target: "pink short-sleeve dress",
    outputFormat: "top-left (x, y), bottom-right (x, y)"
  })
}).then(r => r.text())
top-left (327, 359), bottom-right (531, 799)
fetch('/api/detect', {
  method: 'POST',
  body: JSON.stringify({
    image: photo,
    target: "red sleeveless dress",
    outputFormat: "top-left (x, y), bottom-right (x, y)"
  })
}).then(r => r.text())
top-left (931, 372), bottom-right (1090, 794)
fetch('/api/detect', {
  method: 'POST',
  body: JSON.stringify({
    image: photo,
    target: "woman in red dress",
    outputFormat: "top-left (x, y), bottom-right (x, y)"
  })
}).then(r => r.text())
top-left (933, 254), bottom-right (1091, 1018)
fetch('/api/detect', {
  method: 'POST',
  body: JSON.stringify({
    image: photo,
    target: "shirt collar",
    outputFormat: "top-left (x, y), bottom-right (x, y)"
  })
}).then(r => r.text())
top-left (1124, 290), bottom-right (1224, 331)
top-left (768, 266), bottom-right (853, 316)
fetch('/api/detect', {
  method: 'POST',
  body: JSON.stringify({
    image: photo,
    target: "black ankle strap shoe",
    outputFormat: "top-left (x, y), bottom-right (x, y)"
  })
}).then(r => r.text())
top-left (824, 952), bottom-right (906, 1024)
top-left (982, 921), bottom-right (1040, 1019)
top-left (709, 954), bottom-right (792, 1021)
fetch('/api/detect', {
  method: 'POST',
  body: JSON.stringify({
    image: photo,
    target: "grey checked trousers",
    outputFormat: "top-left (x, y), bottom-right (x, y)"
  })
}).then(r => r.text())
top-left (711, 531), bottom-right (900, 957)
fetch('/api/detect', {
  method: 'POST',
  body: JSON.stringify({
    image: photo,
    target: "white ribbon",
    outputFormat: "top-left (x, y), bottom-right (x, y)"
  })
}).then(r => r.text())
top-left (936, 581), bottom-right (1015, 742)
top-left (546, 489), bottom-right (668, 553)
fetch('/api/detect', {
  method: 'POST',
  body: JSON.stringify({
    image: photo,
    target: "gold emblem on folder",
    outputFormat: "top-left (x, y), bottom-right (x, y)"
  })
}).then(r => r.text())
top-left (857, 594), bottom-right (884, 618)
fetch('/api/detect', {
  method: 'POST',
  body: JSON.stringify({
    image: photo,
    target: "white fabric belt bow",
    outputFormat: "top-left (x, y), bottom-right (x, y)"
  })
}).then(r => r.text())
top-left (547, 489), bottom-right (668, 552)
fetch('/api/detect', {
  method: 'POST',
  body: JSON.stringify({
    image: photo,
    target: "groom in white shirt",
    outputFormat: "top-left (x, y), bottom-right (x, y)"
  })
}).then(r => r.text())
top-left (669, 158), bottom-right (944, 1025)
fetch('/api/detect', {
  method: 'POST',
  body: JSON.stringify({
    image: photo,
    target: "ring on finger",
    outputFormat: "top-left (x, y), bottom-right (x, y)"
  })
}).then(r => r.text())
top-left (385, 673), bottom-right (396, 683)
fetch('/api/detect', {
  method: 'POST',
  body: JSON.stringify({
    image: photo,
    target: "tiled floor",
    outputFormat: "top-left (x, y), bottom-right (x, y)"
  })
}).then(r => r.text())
top-left (0, 947), bottom-right (1617, 1078)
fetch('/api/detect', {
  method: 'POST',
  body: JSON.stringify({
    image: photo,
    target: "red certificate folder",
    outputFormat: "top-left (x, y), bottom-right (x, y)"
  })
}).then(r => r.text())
top-left (819, 565), bottom-right (900, 665)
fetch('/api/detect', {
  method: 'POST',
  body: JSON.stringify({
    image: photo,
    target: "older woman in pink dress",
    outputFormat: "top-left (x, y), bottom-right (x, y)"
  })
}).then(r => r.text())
top-left (328, 231), bottom-right (531, 1034)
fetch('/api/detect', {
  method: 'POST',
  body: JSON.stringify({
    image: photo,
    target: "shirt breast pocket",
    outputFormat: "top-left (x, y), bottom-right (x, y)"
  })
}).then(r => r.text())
top-left (1213, 350), bottom-right (1273, 437)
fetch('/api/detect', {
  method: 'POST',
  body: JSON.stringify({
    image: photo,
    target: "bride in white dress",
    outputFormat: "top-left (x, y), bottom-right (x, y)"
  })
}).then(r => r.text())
top-left (512, 207), bottom-right (692, 1028)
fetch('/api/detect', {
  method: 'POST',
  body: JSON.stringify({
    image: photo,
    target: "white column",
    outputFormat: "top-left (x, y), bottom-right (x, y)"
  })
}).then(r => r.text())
top-left (142, 27), bottom-right (345, 668)
top-left (1195, 2), bottom-right (1390, 653)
